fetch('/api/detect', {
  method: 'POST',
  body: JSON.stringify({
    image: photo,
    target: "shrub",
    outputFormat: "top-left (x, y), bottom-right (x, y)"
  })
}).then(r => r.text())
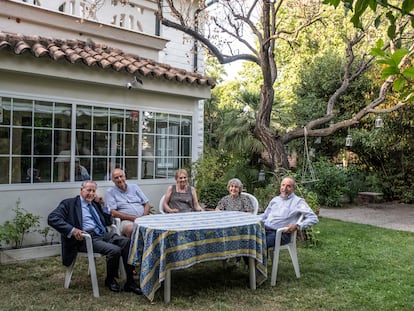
top-left (198, 181), bottom-right (228, 208)
top-left (253, 183), bottom-right (277, 213)
top-left (0, 199), bottom-right (40, 249)
top-left (306, 161), bottom-right (349, 207)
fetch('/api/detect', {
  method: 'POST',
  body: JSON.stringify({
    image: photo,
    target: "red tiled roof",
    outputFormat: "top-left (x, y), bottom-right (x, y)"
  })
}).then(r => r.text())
top-left (0, 32), bottom-right (216, 88)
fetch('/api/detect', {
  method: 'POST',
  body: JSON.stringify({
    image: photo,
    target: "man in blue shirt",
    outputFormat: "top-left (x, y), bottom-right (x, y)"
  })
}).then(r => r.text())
top-left (261, 176), bottom-right (319, 248)
top-left (105, 168), bottom-right (151, 237)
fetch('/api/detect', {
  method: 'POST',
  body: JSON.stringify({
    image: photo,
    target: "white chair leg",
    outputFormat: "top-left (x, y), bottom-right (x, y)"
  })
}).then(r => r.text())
top-left (84, 234), bottom-right (100, 298)
top-left (86, 253), bottom-right (99, 297)
top-left (164, 269), bottom-right (171, 303)
top-left (118, 258), bottom-right (127, 281)
top-left (288, 245), bottom-right (300, 278)
top-left (248, 257), bottom-right (256, 290)
top-left (64, 258), bottom-right (77, 289)
top-left (270, 248), bottom-right (280, 286)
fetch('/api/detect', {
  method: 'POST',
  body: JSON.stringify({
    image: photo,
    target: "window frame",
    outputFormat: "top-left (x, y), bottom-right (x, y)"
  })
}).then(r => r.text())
top-left (0, 95), bottom-right (193, 186)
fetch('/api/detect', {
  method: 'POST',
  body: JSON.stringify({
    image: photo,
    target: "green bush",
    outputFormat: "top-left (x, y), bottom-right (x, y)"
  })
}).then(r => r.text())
top-left (344, 167), bottom-right (365, 203)
top-left (0, 200), bottom-right (40, 249)
top-left (198, 181), bottom-right (228, 208)
top-left (192, 151), bottom-right (227, 194)
top-left (253, 183), bottom-right (277, 213)
top-left (306, 160), bottom-right (349, 207)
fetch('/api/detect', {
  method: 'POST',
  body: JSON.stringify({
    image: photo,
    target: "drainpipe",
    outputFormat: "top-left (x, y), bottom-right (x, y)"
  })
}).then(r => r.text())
top-left (155, 0), bottom-right (162, 36)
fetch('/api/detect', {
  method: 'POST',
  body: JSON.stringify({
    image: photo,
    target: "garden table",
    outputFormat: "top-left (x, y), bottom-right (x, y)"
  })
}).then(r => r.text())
top-left (128, 211), bottom-right (267, 303)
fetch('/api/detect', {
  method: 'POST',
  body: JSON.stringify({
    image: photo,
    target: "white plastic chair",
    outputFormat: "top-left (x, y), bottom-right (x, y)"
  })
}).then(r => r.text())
top-left (64, 223), bottom-right (126, 297)
top-left (159, 194), bottom-right (166, 214)
top-left (241, 192), bottom-right (259, 215)
top-left (270, 214), bottom-right (304, 286)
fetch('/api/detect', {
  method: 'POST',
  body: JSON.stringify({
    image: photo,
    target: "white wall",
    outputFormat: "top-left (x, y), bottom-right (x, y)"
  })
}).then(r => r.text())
top-left (0, 181), bottom-right (171, 246)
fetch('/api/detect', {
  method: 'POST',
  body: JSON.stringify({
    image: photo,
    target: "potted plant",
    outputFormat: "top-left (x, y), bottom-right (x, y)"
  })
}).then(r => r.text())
top-left (0, 199), bottom-right (60, 264)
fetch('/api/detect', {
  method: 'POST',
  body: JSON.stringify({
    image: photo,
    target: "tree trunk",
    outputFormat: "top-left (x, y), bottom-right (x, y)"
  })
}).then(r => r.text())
top-left (254, 85), bottom-right (289, 173)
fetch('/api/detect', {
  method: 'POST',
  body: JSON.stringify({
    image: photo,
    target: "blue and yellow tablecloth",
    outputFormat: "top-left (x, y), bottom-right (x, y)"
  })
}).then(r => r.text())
top-left (128, 211), bottom-right (267, 301)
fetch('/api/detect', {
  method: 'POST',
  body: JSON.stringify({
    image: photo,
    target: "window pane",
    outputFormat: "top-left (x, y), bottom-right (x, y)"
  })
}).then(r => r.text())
top-left (93, 157), bottom-right (108, 181)
top-left (0, 127), bottom-right (10, 154)
top-left (124, 158), bottom-right (138, 179)
top-left (94, 107), bottom-right (108, 131)
top-left (142, 111), bottom-right (154, 133)
top-left (34, 101), bottom-right (53, 128)
top-left (126, 110), bottom-right (139, 132)
top-left (156, 113), bottom-right (168, 132)
top-left (181, 137), bottom-right (191, 156)
top-left (12, 156), bottom-right (30, 183)
top-left (110, 109), bottom-right (124, 132)
top-left (34, 130), bottom-right (52, 155)
top-left (181, 115), bottom-right (192, 135)
top-left (76, 105), bottom-right (91, 130)
top-left (93, 132), bottom-right (108, 156)
top-left (35, 157), bottom-right (51, 183)
top-left (76, 157), bottom-right (90, 181)
top-left (13, 99), bottom-right (32, 126)
top-left (125, 134), bottom-right (138, 156)
top-left (55, 103), bottom-right (72, 129)
top-left (54, 159), bottom-right (69, 182)
top-left (142, 134), bottom-right (155, 155)
top-left (0, 157), bottom-right (9, 184)
top-left (54, 130), bottom-right (71, 155)
top-left (12, 128), bottom-right (32, 155)
top-left (141, 156), bottom-right (154, 179)
top-left (0, 97), bottom-right (11, 125)
top-left (77, 132), bottom-right (92, 156)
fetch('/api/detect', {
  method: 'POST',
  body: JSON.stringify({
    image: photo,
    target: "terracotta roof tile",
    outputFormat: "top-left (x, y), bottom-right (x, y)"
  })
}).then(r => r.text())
top-left (32, 43), bottom-right (48, 57)
top-left (0, 31), bottom-right (216, 88)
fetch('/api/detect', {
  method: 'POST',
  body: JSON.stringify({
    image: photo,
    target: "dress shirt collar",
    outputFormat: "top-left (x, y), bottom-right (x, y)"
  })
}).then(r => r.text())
top-left (281, 193), bottom-right (295, 200)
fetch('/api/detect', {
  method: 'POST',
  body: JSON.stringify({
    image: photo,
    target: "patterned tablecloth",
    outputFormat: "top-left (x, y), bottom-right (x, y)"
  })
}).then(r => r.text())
top-left (128, 211), bottom-right (267, 301)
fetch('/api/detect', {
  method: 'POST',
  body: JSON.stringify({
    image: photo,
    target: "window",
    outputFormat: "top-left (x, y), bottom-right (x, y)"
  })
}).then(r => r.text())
top-left (141, 112), bottom-right (192, 179)
top-left (0, 96), bottom-right (192, 184)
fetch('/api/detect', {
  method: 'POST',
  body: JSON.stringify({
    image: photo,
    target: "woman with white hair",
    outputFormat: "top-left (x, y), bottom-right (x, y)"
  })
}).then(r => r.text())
top-left (216, 178), bottom-right (253, 213)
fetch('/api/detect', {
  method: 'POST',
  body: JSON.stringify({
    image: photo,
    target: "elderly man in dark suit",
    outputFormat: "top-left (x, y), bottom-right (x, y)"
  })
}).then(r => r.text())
top-left (48, 180), bottom-right (142, 295)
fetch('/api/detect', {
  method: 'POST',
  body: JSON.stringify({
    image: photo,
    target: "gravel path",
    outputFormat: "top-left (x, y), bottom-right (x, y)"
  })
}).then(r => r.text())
top-left (319, 202), bottom-right (414, 232)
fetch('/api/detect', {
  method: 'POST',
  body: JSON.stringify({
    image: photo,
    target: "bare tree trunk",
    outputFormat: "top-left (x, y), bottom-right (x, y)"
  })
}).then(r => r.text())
top-left (254, 84), bottom-right (289, 172)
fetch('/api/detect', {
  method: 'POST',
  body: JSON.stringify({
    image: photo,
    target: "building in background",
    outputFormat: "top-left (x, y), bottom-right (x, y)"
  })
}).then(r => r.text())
top-left (0, 0), bottom-right (214, 246)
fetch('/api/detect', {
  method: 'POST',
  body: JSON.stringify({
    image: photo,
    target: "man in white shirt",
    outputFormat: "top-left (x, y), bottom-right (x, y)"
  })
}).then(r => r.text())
top-left (261, 176), bottom-right (318, 248)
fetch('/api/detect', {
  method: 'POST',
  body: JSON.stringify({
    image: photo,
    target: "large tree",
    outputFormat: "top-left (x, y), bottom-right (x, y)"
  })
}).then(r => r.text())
top-left (156, 0), bottom-right (413, 173)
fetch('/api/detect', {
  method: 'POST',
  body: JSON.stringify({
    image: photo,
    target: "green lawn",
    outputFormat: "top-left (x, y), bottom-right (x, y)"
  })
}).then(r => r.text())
top-left (1, 218), bottom-right (413, 311)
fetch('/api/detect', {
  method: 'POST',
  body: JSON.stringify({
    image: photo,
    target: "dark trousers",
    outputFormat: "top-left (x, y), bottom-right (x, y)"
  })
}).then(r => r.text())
top-left (78, 231), bottom-right (134, 283)
top-left (265, 228), bottom-right (291, 248)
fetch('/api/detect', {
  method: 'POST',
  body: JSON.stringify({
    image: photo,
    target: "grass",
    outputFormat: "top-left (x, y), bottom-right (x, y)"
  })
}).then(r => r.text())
top-left (1, 218), bottom-right (413, 311)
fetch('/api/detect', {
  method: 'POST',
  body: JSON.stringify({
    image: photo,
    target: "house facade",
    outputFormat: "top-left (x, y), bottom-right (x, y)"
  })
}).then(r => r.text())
top-left (0, 0), bottom-right (213, 246)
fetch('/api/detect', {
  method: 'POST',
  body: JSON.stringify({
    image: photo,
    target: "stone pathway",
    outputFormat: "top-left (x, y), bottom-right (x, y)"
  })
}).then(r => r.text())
top-left (319, 202), bottom-right (414, 232)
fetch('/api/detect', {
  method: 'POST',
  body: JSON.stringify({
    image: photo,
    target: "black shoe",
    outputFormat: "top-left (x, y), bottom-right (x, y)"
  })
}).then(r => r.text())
top-left (124, 282), bottom-right (143, 295)
top-left (105, 278), bottom-right (121, 292)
